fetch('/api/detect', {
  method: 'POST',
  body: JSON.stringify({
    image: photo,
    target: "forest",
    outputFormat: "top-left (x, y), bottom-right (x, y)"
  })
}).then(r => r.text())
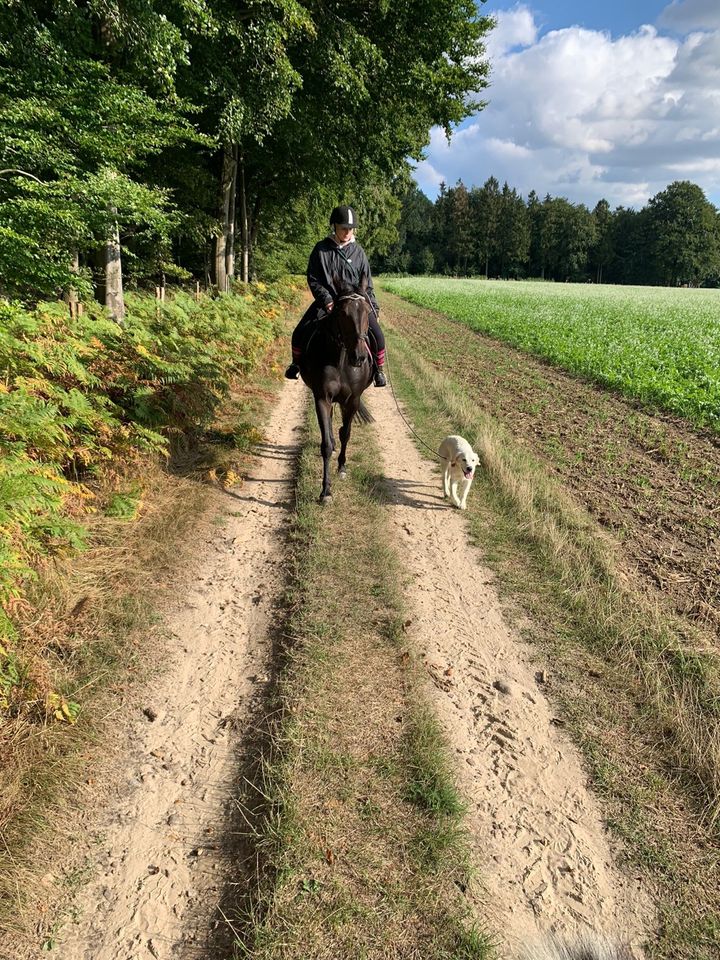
top-left (0, 0), bottom-right (492, 313)
top-left (378, 178), bottom-right (720, 287)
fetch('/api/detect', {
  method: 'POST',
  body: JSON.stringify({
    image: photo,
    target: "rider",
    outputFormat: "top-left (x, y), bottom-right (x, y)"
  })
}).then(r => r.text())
top-left (284, 204), bottom-right (386, 387)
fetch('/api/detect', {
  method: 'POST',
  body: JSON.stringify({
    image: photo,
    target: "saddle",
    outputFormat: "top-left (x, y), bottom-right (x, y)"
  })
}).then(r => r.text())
top-left (304, 314), bottom-right (378, 363)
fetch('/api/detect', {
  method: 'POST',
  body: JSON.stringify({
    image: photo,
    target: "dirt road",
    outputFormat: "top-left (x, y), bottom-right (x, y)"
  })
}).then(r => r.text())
top-left (54, 377), bottom-right (651, 958)
top-left (368, 385), bottom-right (652, 957)
top-left (55, 381), bottom-right (306, 960)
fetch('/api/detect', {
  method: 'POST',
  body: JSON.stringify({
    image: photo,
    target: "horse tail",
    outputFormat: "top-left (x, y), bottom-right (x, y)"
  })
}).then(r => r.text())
top-left (355, 400), bottom-right (374, 424)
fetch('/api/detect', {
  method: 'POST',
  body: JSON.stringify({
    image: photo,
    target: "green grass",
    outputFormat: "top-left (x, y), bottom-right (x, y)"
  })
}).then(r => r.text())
top-left (380, 277), bottom-right (720, 429)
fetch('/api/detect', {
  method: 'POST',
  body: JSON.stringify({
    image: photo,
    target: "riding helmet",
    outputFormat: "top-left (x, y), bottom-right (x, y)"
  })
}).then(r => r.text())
top-left (329, 205), bottom-right (357, 228)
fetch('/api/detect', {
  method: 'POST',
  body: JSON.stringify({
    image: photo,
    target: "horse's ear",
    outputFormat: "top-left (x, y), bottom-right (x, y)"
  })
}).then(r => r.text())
top-left (332, 272), bottom-right (342, 291)
top-left (359, 275), bottom-right (368, 294)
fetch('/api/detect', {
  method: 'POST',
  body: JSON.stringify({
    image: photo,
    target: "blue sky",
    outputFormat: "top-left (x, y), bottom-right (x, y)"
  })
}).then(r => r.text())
top-left (414, 0), bottom-right (720, 209)
top-left (509, 0), bottom-right (668, 37)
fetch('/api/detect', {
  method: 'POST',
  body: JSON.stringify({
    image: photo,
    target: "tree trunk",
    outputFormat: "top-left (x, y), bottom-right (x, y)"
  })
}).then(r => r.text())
top-left (215, 146), bottom-right (237, 292)
top-left (105, 213), bottom-right (125, 323)
top-left (65, 249), bottom-right (80, 318)
top-left (238, 153), bottom-right (250, 284)
top-left (225, 145), bottom-right (239, 284)
top-left (247, 195), bottom-right (262, 282)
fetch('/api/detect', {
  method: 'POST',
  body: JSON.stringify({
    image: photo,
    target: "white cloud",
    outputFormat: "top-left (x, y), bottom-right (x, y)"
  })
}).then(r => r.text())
top-left (486, 137), bottom-right (533, 158)
top-left (484, 4), bottom-right (538, 59)
top-left (419, 6), bottom-right (720, 209)
top-left (412, 153), bottom-right (446, 195)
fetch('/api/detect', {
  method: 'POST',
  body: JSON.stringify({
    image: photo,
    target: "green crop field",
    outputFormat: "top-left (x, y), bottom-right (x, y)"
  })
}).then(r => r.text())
top-left (380, 277), bottom-right (720, 430)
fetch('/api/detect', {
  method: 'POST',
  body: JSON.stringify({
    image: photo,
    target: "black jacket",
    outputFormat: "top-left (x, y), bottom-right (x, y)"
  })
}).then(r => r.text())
top-left (307, 237), bottom-right (380, 315)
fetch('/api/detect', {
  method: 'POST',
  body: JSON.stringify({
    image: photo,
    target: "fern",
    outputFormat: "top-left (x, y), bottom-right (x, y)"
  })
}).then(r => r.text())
top-left (0, 281), bottom-right (297, 718)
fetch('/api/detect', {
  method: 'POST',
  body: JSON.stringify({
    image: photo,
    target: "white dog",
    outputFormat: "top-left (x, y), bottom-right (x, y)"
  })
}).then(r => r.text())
top-left (438, 435), bottom-right (479, 510)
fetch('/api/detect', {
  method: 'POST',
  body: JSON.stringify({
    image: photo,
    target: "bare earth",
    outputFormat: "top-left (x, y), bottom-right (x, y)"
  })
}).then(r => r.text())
top-left (54, 381), bottom-right (306, 960)
top-left (53, 376), bottom-right (652, 958)
top-left (367, 386), bottom-right (652, 958)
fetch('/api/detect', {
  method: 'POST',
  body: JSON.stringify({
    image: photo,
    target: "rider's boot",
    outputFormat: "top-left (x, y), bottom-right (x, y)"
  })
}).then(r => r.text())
top-left (373, 362), bottom-right (387, 387)
top-left (285, 347), bottom-right (301, 380)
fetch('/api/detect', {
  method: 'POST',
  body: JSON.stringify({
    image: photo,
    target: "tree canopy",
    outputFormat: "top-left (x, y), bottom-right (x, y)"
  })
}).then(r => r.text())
top-left (0, 0), bottom-right (493, 303)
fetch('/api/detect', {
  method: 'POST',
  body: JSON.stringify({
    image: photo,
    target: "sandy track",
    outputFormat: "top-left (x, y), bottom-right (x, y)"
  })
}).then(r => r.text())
top-left (56, 380), bottom-right (306, 960)
top-left (366, 384), bottom-right (653, 958)
top-left (53, 370), bottom-right (652, 959)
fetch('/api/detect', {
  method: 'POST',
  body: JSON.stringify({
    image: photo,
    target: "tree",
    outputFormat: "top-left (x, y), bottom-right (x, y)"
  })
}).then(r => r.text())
top-left (472, 177), bottom-right (501, 277)
top-left (0, 0), bottom-right (199, 305)
top-left (543, 198), bottom-right (595, 280)
top-left (605, 207), bottom-right (652, 285)
top-left (245, 0), bottom-right (492, 276)
top-left (495, 183), bottom-right (529, 278)
top-left (590, 199), bottom-right (613, 283)
top-left (526, 189), bottom-right (544, 278)
top-left (647, 180), bottom-right (720, 285)
top-left (447, 181), bottom-right (472, 274)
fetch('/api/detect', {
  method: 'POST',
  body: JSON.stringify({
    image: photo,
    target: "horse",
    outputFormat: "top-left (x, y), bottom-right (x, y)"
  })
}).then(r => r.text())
top-left (299, 277), bottom-right (375, 502)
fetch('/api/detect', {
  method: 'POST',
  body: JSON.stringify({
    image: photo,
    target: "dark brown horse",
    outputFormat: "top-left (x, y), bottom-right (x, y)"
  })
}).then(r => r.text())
top-left (299, 278), bottom-right (374, 502)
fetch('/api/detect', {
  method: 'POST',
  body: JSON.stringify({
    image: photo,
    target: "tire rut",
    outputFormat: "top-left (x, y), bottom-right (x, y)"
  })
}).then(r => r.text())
top-left (366, 384), bottom-right (653, 958)
top-left (53, 381), bottom-right (306, 960)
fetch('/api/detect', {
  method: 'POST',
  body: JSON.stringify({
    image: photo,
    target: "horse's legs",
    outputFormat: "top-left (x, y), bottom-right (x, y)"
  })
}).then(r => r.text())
top-left (315, 397), bottom-right (334, 501)
top-left (337, 400), bottom-right (359, 478)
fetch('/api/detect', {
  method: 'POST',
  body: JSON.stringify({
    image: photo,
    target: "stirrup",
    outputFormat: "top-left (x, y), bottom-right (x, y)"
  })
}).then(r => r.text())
top-left (285, 362), bottom-right (300, 380)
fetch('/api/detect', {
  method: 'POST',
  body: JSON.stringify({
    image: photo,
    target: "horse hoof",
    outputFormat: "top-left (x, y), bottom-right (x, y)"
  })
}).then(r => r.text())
top-left (338, 468), bottom-right (347, 480)
top-left (319, 494), bottom-right (333, 505)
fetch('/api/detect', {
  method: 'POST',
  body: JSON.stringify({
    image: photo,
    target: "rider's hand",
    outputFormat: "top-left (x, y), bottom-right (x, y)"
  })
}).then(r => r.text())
top-left (326, 301), bottom-right (334, 311)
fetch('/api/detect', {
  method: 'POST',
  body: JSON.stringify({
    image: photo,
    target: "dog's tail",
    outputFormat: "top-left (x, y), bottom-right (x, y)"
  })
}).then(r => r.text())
top-left (355, 400), bottom-right (374, 424)
top-left (520, 933), bottom-right (633, 960)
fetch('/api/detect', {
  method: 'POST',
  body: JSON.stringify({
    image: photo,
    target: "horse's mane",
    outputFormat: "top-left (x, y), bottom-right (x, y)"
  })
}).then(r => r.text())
top-left (334, 281), bottom-right (361, 299)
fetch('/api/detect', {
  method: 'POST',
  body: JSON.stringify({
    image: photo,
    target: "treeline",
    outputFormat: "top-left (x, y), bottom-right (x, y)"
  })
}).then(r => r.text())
top-left (378, 178), bottom-right (720, 286)
top-left (0, 1), bottom-right (492, 313)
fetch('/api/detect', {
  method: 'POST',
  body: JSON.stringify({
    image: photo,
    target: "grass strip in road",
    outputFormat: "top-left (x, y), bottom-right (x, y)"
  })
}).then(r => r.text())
top-left (237, 409), bottom-right (493, 960)
top-left (383, 322), bottom-right (720, 960)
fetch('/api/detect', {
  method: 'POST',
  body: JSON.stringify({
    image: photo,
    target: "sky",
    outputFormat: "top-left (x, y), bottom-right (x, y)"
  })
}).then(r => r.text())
top-left (413, 0), bottom-right (720, 209)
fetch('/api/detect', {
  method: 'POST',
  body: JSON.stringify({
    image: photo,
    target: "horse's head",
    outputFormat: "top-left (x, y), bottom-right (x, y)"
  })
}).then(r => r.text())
top-left (332, 276), bottom-right (370, 367)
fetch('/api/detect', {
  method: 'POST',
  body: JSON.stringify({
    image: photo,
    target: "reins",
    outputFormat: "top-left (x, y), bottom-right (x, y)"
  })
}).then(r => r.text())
top-left (361, 295), bottom-right (447, 464)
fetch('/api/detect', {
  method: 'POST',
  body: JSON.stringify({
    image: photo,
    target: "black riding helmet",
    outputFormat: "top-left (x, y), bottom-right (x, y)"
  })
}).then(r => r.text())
top-left (330, 204), bottom-right (357, 228)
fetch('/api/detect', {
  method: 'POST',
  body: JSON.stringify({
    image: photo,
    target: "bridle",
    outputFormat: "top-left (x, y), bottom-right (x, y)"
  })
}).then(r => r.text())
top-left (330, 292), bottom-right (371, 350)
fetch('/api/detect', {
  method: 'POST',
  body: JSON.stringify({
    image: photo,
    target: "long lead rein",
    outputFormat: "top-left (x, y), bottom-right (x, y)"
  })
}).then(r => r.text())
top-left (335, 290), bottom-right (448, 462)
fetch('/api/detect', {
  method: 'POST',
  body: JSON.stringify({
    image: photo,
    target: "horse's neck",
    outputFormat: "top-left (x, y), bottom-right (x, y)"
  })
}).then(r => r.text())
top-left (314, 320), bottom-right (344, 363)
